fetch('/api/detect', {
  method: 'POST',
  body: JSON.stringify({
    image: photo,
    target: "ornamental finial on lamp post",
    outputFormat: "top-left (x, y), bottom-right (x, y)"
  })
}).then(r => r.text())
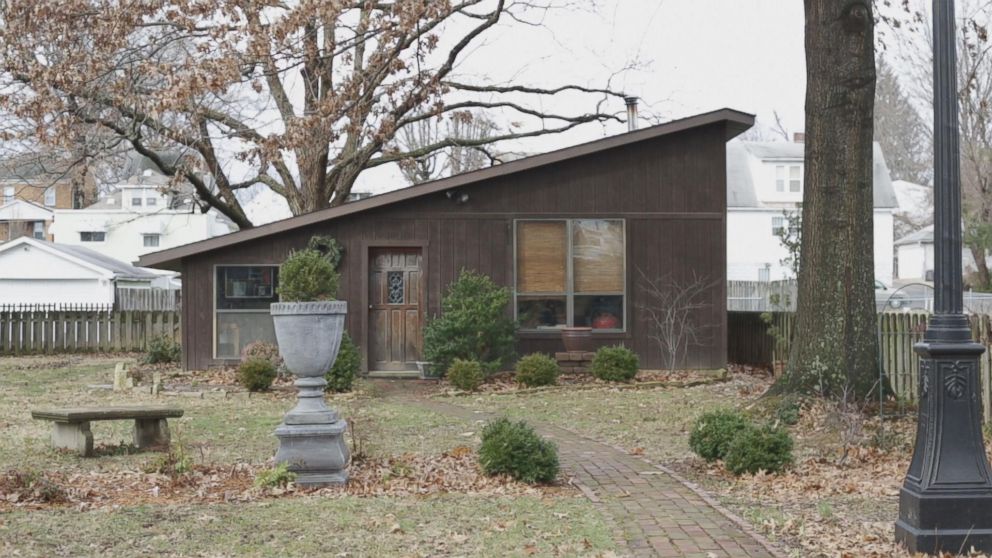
top-left (895, 0), bottom-right (992, 553)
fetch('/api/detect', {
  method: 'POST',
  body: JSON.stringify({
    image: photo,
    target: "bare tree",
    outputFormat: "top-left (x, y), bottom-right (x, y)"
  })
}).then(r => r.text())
top-left (874, 56), bottom-right (932, 185)
top-left (637, 270), bottom-right (718, 373)
top-left (895, 0), bottom-right (992, 289)
top-left (0, 1), bottom-right (628, 229)
top-left (395, 111), bottom-right (499, 184)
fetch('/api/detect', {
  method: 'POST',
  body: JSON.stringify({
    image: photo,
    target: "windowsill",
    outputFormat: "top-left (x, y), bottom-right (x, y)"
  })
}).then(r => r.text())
top-left (518, 330), bottom-right (630, 339)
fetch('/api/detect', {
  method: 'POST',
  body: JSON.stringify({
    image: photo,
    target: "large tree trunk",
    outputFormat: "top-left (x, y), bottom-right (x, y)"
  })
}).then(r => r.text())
top-left (968, 244), bottom-right (992, 290)
top-left (772, 0), bottom-right (881, 399)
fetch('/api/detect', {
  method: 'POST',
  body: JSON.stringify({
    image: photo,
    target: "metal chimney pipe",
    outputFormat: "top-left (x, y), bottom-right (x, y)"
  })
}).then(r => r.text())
top-left (625, 96), bottom-right (639, 131)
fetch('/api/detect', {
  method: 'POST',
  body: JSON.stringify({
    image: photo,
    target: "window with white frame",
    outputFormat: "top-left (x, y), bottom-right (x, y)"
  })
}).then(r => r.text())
top-left (515, 219), bottom-right (625, 331)
top-left (32, 221), bottom-right (44, 239)
top-left (3, 186), bottom-right (14, 204)
top-left (772, 216), bottom-right (786, 235)
top-left (775, 164), bottom-right (802, 193)
top-left (215, 266), bottom-right (279, 358)
top-left (146, 197), bottom-right (158, 207)
top-left (44, 187), bottom-right (56, 207)
top-left (131, 196), bottom-right (143, 207)
top-left (143, 234), bottom-right (161, 248)
top-left (80, 231), bottom-right (105, 242)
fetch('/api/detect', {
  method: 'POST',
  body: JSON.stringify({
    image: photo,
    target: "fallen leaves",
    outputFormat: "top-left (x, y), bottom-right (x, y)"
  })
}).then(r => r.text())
top-left (0, 449), bottom-right (567, 513)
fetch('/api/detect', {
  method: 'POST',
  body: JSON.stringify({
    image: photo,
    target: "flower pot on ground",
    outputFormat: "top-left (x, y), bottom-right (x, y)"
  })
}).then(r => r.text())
top-left (270, 248), bottom-right (350, 486)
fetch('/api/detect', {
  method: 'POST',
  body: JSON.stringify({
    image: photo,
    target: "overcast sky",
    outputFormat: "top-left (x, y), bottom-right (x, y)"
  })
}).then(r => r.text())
top-left (345, 1), bottom-right (809, 197)
top-left (249, 0), bottom-right (921, 222)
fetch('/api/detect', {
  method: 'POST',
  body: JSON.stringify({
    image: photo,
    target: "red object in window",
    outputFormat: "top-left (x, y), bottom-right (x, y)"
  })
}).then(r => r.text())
top-left (592, 313), bottom-right (620, 329)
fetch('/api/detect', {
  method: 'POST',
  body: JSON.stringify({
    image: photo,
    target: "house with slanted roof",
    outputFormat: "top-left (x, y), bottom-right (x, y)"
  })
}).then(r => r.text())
top-left (0, 236), bottom-right (175, 307)
top-left (725, 137), bottom-right (899, 285)
top-left (137, 109), bottom-right (754, 373)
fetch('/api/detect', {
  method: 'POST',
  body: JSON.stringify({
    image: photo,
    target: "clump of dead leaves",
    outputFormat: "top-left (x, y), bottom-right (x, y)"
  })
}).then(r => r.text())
top-left (0, 447), bottom-right (565, 512)
top-left (689, 396), bottom-right (992, 557)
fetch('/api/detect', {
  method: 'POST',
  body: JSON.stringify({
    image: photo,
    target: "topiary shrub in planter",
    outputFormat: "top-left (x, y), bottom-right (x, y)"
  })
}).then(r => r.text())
top-left (479, 417), bottom-right (559, 484)
top-left (238, 357), bottom-right (277, 391)
top-left (143, 334), bottom-right (181, 364)
top-left (724, 425), bottom-right (794, 475)
top-left (277, 248), bottom-right (339, 302)
top-left (325, 333), bottom-right (360, 393)
top-left (590, 345), bottom-right (639, 382)
top-left (447, 358), bottom-right (484, 392)
top-left (515, 353), bottom-right (560, 387)
top-left (423, 269), bottom-right (516, 375)
top-left (689, 409), bottom-right (753, 462)
top-left (270, 244), bottom-right (349, 486)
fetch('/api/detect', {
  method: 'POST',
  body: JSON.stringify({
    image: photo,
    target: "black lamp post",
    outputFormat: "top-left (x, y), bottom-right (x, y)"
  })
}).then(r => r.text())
top-left (895, 0), bottom-right (992, 553)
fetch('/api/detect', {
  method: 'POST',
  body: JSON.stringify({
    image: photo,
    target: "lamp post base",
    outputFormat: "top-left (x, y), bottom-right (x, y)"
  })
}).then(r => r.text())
top-left (896, 329), bottom-right (992, 555)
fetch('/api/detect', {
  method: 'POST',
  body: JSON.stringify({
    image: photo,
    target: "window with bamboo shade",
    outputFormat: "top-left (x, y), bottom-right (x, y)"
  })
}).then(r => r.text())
top-left (515, 219), bottom-right (625, 331)
top-left (516, 221), bottom-right (567, 293)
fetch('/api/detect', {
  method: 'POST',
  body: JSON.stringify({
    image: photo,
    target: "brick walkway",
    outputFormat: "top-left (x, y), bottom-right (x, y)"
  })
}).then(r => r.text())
top-left (406, 397), bottom-right (784, 558)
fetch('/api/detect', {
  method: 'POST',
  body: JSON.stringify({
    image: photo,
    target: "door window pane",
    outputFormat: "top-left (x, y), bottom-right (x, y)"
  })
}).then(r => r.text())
top-left (516, 221), bottom-right (567, 293)
top-left (573, 219), bottom-right (624, 293)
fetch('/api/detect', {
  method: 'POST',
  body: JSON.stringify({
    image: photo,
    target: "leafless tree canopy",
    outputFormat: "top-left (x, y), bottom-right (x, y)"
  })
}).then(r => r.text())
top-left (0, 1), bottom-right (628, 228)
top-left (395, 111), bottom-right (500, 184)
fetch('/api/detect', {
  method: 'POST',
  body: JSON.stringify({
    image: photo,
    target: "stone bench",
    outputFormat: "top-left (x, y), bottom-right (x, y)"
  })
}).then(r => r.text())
top-left (31, 407), bottom-right (184, 457)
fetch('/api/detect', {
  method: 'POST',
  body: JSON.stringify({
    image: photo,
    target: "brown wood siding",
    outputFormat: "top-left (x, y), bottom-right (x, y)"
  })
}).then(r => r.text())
top-left (180, 123), bottom-right (731, 371)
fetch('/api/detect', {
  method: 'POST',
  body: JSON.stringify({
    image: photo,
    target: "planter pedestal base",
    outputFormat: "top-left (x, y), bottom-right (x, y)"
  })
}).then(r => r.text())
top-left (274, 419), bottom-right (349, 486)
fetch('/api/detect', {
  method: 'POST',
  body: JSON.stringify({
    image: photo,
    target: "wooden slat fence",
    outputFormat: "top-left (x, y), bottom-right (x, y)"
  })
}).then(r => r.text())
top-left (0, 304), bottom-right (180, 355)
top-left (729, 311), bottom-right (992, 419)
top-left (727, 280), bottom-right (798, 312)
top-left (115, 288), bottom-right (181, 312)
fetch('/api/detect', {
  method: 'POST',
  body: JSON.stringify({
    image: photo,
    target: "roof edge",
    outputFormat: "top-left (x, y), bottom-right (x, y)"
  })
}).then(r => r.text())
top-left (140, 108), bottom-right (755, 270)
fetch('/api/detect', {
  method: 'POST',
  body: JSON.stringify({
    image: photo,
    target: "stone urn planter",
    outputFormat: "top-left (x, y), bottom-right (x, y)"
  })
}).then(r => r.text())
top-left (271, 300), bottom-right (350, 486)
top-left (561, 327), bottom-right (593, 352)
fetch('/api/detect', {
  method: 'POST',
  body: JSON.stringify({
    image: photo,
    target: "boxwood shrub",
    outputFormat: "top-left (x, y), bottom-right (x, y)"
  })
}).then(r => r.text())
top-left (238, 357), bottom-right (277, 392)
top-left (447, 358), bottom-right (485, 392)
top-left (515, 353), bottom-right (560, 387)
top-left (688, 409), bottom-right (752, 462)
top-left (724, 425), bottom-right (794, 475)
top-left (478, 418), bottom-right (559, 484)
top-left (590, 345), bottom-right (639, 382)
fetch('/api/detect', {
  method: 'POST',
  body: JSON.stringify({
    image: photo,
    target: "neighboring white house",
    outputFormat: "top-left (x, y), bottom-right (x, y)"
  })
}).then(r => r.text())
top-left (50, 170), bottom-right (236, 265)
top-left (0, 237), bottom-right (173, 306)
top-left (726, 138), bottom-right (898, 285)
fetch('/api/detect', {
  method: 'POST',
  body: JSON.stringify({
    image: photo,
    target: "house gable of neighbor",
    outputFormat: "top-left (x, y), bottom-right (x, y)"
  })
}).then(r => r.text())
top-left (138, 108), bottom-right (754, 371)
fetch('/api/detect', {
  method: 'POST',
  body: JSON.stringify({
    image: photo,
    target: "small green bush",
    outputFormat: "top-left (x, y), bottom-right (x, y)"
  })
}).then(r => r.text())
top-left (447, 358), bottom-right (485, 391)
top-left (238, 357), bottom-right (277, 392)
top-left (776, 397), bottom-right (801, 426)
top-left (326, 333), bottom-right (360, 393)
top-left (724, 425), bottom-right (794, 475)
top-left (591, 345), bottom-right (639, 382)
top-left (423, 269), bottom-right (517, 374)
top-left (254, 463), bottom-right (297, 488)
top-left (241, 341), bottom-right (283, 370)
top-left (478, 418), bottom-right (559, 484)
top-left (689, 409), bottom-right (753, 462)
top-left (515, 353), bottom-right (559, 387)
top-left (143, 334), bottom-right (181, 364)
top-left (277, 249), bottom-right (339, 302)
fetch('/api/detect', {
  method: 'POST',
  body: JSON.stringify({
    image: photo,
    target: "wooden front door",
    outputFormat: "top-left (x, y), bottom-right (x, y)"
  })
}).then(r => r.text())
top-left (368, 248), bottom-right (423, 371)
